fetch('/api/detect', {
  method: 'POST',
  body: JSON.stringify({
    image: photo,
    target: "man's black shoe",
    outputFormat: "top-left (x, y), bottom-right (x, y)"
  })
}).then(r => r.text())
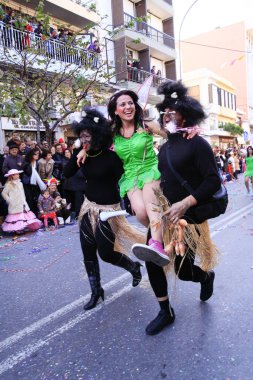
top-left (145, 308), bottom-right (175, 336)
top-left (200, 271), bottom-right (215, 301)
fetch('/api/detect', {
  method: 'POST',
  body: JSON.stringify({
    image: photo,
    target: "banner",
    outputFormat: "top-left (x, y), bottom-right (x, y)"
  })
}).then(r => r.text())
top-left (137, 75), bottom-right (154, 109)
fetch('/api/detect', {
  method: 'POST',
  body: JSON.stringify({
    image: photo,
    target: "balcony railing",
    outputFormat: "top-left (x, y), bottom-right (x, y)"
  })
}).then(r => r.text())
top-left (127, 66), bottom-right (167, 87)
top-left (0, 23), bottom-right (100, 67)
top-left (124, 13), bottom-right (174, 49)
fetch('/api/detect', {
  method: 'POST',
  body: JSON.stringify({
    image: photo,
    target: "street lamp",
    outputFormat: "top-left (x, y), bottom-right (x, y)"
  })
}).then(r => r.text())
top-left (178, 0), bottom-right (200, 79)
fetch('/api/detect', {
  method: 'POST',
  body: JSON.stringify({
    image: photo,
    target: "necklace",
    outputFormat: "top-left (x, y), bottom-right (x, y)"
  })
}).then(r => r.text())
top-left (86, 150), bottom-right (103, 158)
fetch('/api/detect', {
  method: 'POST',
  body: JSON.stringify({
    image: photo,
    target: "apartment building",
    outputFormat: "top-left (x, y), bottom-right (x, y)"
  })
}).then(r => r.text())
top-left (183, 69), bottom-right (237, 148)
top-left (180, 21), bottom-right (253, 143)
top-left (97, 0), bottom-right (176, 111)
top-left (0, 0), bottom-right (177, 146)
top-left (0, 0), bottom-right (100, 146)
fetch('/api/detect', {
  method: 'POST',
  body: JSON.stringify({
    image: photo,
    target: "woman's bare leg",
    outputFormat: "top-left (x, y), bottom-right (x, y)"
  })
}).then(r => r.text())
top-left (142, 180), bottom-right (163, 243)
top-left (245, 176), bottom-right (250, 193)
top-left (127, 187), bottom-right (149, 227)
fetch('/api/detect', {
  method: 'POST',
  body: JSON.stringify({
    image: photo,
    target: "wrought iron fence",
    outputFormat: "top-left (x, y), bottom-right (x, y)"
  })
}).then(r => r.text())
top-left (0, 23), bottom-right (100, 67)
top-left (127, 66), bottom-right (166, 87)
top-left (124, 13), bottom-right (174, 49)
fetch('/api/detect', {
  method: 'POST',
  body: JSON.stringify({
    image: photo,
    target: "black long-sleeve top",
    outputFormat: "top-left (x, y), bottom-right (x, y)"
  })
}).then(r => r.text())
top-left (63, 149), bottom-right (124, 205)
top-left (158, 134), bottom-right (221, 209)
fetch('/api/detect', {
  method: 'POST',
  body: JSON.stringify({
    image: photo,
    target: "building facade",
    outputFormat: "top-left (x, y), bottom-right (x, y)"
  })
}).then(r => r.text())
top-left (180, 21), bottom-right (253, 144)
top-left (183, 69), bottom-right (237, 148)
top-left (0, 0), bottom-right (177, 148)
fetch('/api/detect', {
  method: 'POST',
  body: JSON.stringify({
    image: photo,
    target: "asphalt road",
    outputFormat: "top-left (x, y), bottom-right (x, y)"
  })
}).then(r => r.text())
top-left (0, 176), bottom-right (253, 380)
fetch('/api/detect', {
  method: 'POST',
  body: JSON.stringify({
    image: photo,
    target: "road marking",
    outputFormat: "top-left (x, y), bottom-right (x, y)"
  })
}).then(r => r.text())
top-left (0, 203), bottom-right (252, 375)
top-left (0, 279), bottom-right (147, 376)
top-left (211, 205), bottom-right (253, 237)
top-left (0, 272), bottom-right (130, 352)
top-left (210, 203), bottom-right (253, 229)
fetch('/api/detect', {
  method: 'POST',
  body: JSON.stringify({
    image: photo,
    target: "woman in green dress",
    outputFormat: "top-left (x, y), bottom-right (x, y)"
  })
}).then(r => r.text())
top-left (244, 145), bottom-right (253, 195)
top-left (108, 90), bottom-right (170, 266)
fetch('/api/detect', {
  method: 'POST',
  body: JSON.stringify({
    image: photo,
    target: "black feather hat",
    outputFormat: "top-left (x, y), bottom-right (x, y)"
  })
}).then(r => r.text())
top-left (157, 80), bottom-right (206, 128)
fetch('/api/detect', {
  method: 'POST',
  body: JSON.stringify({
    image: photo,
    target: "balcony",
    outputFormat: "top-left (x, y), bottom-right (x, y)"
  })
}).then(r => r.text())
top-left (116, 66), bottom-right (167, 101)
top-left (112, 13), bottom-right (175, 61)
top-left (0, 24), bottom-right (101, 70)
top-left (12, 0), bottom-right (100, 30)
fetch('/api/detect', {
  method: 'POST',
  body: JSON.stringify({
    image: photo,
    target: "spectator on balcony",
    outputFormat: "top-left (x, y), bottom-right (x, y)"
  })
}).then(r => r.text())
top-left (127, 54), bottom-right (132, 81)
top-left (22, 20), bottom-right (34, 49)
top-left (3, 10), bottom-right (15, 26)
top-left (88, 39), bottom-right (101, 68)
top-left (132, 59), bottom-right (141, 82)
top-left (156, 70), bottom-right (162, 85)
top-left (59, 28), bottom-right (68, 43)
top-left (34, 21), bottom-right (44, 38)
top-left (151, 66), bottom-right (156, 75)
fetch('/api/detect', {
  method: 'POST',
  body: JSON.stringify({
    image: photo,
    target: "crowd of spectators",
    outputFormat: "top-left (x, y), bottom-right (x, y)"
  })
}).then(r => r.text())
top-left (213, 146), bottom-right (247, 182)
top-left (0, 132), bottom-right (86, 233)
top-left (0, 7), bottom-right (101, 66)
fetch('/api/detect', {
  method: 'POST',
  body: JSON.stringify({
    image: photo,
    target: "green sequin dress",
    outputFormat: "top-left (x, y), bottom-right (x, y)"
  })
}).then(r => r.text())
top-left (114, 129), bottom-right (161, 198)
top-left (244, 156), bottom-right (253, 177)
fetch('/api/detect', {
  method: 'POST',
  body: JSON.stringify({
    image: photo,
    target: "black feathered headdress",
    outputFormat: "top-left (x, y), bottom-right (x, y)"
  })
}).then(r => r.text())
top-left (72, 107), bottom-right (113, 150)
top-left (157, 80), bottom-right (206, 128)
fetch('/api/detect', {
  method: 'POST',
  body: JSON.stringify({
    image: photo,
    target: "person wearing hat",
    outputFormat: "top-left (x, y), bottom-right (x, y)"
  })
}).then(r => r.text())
top-left (2, 143), bottom-right (24, 176)
top-left (64, 107), bottom-right (146, 311)
top-left (1, 169), bottom-right (42, 233)
top-left (141, 80), bottom-right (221, 335)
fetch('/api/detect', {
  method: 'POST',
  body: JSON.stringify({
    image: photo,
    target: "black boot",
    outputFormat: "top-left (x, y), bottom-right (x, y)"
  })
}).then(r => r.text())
top-left (200, 271), bottom-right (215, 301)
top-left (84, 261), bottom-right (104, 311)
top-left (115, 254), bottom-right (143, 287)
top-left (84, 287), bottom-right (104, 311)
top-left (146, 306), bottom-right (175, 336)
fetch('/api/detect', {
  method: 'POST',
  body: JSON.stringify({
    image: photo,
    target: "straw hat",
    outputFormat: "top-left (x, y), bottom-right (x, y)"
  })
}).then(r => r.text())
top-left (4, 169), bottom-right (23, 177)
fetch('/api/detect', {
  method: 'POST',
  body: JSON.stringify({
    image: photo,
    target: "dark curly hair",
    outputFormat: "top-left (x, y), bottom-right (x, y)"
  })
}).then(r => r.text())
top-left (72, 107), bottom-right (113, 150)
top-left (25, 148), bottom-right (40, 163)
top-left (107, 90), bottom-right (144, 135)
top-left (156, 80), bottom-right (206, 128)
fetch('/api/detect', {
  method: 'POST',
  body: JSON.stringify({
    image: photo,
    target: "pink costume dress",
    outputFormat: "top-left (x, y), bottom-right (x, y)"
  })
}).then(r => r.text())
top-left (1, 179), bottom-right (42, 233)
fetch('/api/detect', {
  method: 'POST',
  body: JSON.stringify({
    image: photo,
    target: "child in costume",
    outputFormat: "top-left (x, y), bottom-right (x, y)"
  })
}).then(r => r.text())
top-left (1, 169), bottom-right (42, 233)
top-left (54, 191), bottom-right (71, 225)
top-left (37, 188), bottom-right (58, 230)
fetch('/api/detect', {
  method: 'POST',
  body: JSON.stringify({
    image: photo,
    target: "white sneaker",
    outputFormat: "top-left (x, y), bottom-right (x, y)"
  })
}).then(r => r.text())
top-left (65, 216), bottom-right (71, 224)
top-left (57, 217), bottom-right (64, 225)
top-left (131, 243), bottom-right (170, 267)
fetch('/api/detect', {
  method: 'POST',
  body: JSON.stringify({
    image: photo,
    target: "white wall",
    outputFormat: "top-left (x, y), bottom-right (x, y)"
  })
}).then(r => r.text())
top-left (147, 13), bottom-right (163, 32)
top-left (123, 0), bottom-right (135, 16)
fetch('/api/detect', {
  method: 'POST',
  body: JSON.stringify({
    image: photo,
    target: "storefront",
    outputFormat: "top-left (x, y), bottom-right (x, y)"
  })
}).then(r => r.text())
top-left (60, 124), bottom-right (78, 144)
top-left (219, 136), bottom-right (235, 149)
top-left (0, 117), bottom-right (47, 150)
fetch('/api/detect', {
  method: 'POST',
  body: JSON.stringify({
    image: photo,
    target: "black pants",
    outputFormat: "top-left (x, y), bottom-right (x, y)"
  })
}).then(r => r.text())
top-left (146, 230), bottom-right (207, 298)
top-left (23, 184), bottom-right (40, 216)
top-left (80, 212), bottom-right (124, 272)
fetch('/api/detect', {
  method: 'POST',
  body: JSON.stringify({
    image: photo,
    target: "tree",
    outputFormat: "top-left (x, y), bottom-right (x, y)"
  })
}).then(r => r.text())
top-left (0, 1), bottom-right (113, 143)
top-left (220, 122), bottom-right (244, 136)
